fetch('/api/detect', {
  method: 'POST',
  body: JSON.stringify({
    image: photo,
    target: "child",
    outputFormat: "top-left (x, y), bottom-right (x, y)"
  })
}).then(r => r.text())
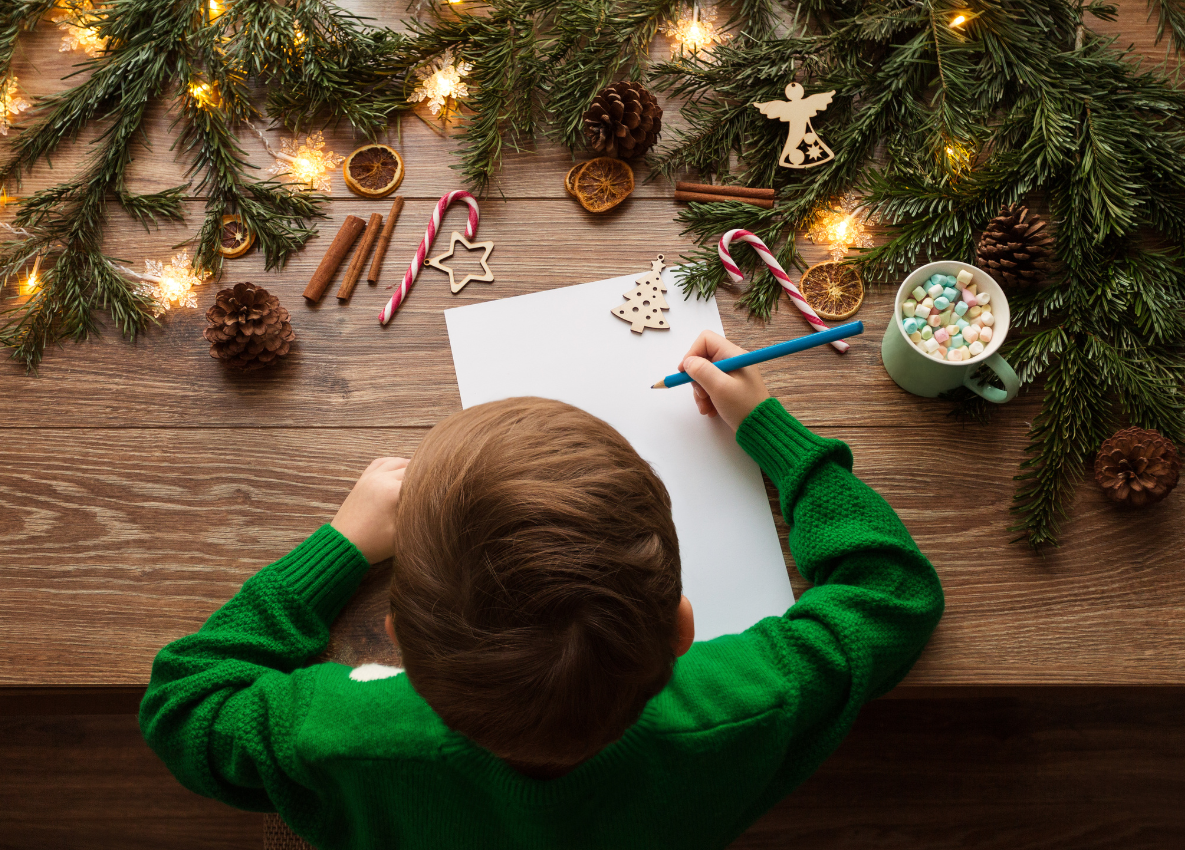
top-left (141, 330), bottom-right (944, 850)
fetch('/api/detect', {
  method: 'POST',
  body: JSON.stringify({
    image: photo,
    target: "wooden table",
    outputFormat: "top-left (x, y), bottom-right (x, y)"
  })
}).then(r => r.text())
top-left (2, 2), bottom-right (1183, 714)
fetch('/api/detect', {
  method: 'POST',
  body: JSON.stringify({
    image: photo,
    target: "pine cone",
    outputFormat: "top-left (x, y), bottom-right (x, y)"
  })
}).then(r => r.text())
top-left (976, 204), bottom-right (1054, 289)
top-left (582, 81), bottom-right (663, 160)
top-left (1094, 426), bottom-right (1180, 508)
top-left (203, 282), bottom-right (296, 371)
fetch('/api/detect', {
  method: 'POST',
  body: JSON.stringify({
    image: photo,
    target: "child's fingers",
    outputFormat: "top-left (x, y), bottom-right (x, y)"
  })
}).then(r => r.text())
top-left (692, 383), bottom-right (717, 417)
top-left (682, 330), bottom-right (748, 367)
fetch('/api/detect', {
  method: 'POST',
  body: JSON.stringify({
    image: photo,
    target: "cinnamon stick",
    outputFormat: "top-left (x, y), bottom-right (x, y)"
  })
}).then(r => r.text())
top-left (338, 213), bottom-right (384, 301)
top-left (304, 215), bottom-right (366, 301)
top-left (367, 196), bottom-right (405, 286)
top-left (674, 190), bottom-right (775, 210)
top-left (676, 181), bottom-right (776, 200)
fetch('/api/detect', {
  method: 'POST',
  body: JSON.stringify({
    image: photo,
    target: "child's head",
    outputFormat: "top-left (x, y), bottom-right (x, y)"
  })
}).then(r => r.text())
top-left (389, 397), bottom-right (687, 775)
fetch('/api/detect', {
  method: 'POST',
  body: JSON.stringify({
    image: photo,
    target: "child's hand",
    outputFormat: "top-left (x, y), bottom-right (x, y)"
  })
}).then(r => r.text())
top-left (331, 457), bottom-right (409, 564)
top-left (680, 331), bottom-right (770, 433)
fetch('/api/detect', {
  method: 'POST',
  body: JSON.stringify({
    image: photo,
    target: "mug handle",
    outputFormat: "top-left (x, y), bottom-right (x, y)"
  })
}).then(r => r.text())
top-left (963, 353), bottom-right (1020, 404)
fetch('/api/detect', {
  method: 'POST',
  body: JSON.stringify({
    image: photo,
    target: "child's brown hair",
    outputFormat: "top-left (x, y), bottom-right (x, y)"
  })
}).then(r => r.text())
top-left (390, 397), bottom-right (682, 775)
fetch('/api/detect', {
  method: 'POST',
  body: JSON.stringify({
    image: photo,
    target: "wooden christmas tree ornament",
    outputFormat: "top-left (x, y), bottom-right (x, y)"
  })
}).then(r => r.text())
top-left (613, 255), bottom-right (671, 333)
top-left (426, 231), bottom-right (495, 294)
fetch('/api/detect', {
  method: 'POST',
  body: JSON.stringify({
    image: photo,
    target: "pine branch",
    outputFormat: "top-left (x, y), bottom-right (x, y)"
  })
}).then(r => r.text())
top-left (1147, 0), bottom-right (1185, 55)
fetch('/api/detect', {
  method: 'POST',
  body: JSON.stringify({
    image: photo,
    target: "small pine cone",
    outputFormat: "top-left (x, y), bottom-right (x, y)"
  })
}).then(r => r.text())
top-left (976, 204), bottom-right (1054, 290)
top-left (1094, 426), bottom-right (1181, 508)
top-left (582, 81), bottom-right (663, 160)
top-left (203, 282), bottom-right (296, 371)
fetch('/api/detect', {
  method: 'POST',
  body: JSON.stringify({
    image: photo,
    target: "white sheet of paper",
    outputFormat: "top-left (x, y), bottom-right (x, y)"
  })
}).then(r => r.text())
top-left (444, 268), bottom-right (794, 641)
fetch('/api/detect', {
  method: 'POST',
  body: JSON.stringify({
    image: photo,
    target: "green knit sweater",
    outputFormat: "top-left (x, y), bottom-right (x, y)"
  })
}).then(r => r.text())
top-left (140, 399), bottom-right (943, 850)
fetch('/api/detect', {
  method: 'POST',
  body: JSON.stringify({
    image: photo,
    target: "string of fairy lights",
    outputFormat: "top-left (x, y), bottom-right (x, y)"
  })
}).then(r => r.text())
top-left (1, 2), bottom-right (982, 305)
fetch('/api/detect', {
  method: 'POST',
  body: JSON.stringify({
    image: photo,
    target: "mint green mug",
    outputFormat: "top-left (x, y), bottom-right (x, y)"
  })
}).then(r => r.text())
top-left (881, 261), bottom-right (1020, 403)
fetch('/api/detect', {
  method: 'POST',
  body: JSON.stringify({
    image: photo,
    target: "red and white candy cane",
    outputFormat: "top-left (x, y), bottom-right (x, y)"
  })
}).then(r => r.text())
top-left (378, 190), bottom-right (481, 325)
top-left (718, 229), bottom-right (849, 353)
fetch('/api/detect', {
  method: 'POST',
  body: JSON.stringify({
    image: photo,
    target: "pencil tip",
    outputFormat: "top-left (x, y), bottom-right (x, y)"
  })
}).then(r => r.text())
top-left (651, 381), bottom-right (666, 389)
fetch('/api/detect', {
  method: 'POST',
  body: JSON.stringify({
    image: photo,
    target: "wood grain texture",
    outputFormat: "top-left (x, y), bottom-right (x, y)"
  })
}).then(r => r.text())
top-left (4, 694), bottom-right (1183, 849)
top-left (1, 0), bottom-right (1182, 697)
top-left (0, 424), bottom-right (1181, 687)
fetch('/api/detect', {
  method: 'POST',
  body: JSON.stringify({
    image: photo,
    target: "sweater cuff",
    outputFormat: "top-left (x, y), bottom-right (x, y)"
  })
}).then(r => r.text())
top-left (270, 525), bottom-right (371, 624)
top-left (736, 398), bottom-right (852, 487)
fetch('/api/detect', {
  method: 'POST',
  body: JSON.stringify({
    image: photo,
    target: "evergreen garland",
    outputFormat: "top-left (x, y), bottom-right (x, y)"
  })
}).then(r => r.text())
top-left (2, 0), bottom-right (1183, 548)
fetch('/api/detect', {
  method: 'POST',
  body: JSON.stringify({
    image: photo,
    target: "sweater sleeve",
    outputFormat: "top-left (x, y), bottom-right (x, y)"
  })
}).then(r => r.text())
top-left (733, 399), bottom-right (943, 803)
top-left (138, 525), bottom-right (370, 815)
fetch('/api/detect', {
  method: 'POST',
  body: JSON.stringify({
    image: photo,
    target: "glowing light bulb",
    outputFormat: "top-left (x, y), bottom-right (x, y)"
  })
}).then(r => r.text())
top-left (57, 2), bottom-right (107, 56)
top-left (0, 75), bottom-right (31, 136)
top-left (189, 81), bottom-right (217, 108)
top-left (409, 49), bottom-right (472, 120)
top-left (209, 0), bottom-right (222, 18)
top-left (267, 132), bottom-right (343, 194)
top-left (663, 4), bottom-right (727, 56)
top-left (293, 23), bottom-right (306, 47)
top-left (133, 251), bottom-right (208, 316)
top-left (21, 254), bottom-right (42, 297)
top-left (950, 14), bottom-right (967, 26)
top-left (808, 194), bottom-right (875, 261)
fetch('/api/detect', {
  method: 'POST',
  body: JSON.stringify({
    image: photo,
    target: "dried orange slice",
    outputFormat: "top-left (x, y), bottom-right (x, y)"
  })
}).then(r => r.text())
top-left (799, 261), bottom-right (864, 320)
top-left (343, 143), bottom-right (404, 199)
top-left (217, 214), bottom-right (254, 259)
top-left (573, 157), bottom-right (634, 213)
top-left (564, 161), bottom-right (586, 196)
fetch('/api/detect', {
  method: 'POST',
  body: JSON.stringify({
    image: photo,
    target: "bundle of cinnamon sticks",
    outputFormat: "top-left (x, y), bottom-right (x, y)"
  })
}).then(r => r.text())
top-left (673, 182), bottom-right (776, 210)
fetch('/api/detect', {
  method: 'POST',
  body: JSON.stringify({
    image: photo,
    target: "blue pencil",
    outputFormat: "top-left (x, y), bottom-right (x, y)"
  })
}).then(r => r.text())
top-left (651, 321), bottom-right (865, 389)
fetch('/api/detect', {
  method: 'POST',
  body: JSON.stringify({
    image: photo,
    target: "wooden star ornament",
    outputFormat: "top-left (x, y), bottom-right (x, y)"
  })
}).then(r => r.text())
top-left (427, 231), bottom-right (495, 294)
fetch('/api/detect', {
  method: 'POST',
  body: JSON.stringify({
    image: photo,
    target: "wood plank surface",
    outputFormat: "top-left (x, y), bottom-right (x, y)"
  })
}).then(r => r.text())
top-left (5, 692), bottom-right (1184, 848)
top-left (1, 0), bottom-right (1183, 696)
top-left (1, 423), bottom-right (1181, 687)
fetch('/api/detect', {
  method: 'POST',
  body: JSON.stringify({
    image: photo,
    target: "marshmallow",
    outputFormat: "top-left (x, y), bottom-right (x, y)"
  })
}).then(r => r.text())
top-left (921, 337), bottom-right (939, 353)
top-left (903, 317), bottom-right (919, 334)
top-left (902, 299), bottom-right (917, 317)
top-left (934, 296), bottom-right (950, 311)
top-left (967, 306), bottom-right (983, 319)
top-left (914, 304), bottom-right (932, 319)
top-left (956, 269), bottom-right (973, 286)
top-left (920, 326), bottom-right (933, 340)
top-left (979, 325), bottom-right (993, 342)
top-left (954, 301), bottom-right (969, 317)
top-left (921, 296), bottom-right (934, 308)
top-left (956, 318), bottom-right (970, 330)
top-left (910, 331), bottom-right (922, 343)
top-left (980, 310), bottom-right (995, 326)
top-left (936, 345), bottom-right (947, 358)
top-left (947, 348), bottom-right (963, 361)
top-left (928, 314), bottom-right (942, 326)
top-left (912, 285), bottom-right (927, 301)
top-left (960, 289), bottom-right (975, 304)
top-left (962, 325), bottom-right (980, 344)
top-left (969, 283), bottom-right (978, 294)
top-left (927, 283), bottom-right (944, 299)
top-left (934, 328), bottom-right (949, 344)
top-left (968, 340), bottom-right (985, 356)
top-left (943, 287), bottom-right (958, 302)
top-left (975, 291), bottom-right (991, 306)
top-left (951, 334), bottom-right (966, 348)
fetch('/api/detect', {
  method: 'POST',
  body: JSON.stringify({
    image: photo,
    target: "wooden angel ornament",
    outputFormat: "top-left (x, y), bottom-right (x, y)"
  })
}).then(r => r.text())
top-left (613, 255), bottom-right (670, 333)
top-left (753, 83), bottom-right (835, 169)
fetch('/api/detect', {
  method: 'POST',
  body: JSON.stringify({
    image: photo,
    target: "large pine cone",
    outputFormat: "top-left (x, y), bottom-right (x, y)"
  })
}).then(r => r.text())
top-left (582, 81), bottom-right (662, 160)
top-left (1094, 426), bottom-right (1180, 507)
top-left (203, 282), bottom-right (296, 371)
top-left (976, 204), bottom-right (1054, 289)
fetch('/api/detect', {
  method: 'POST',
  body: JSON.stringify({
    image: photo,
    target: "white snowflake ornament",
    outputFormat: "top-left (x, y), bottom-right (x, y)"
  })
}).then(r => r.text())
top-left (268, 131), bottom-right (343, 194)
top-left (136, 251), bottom-right (209, 316)
top-left (409, 49), bottom-right (472, 118)
top-left (0, 76), bottom-right (31, 136)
